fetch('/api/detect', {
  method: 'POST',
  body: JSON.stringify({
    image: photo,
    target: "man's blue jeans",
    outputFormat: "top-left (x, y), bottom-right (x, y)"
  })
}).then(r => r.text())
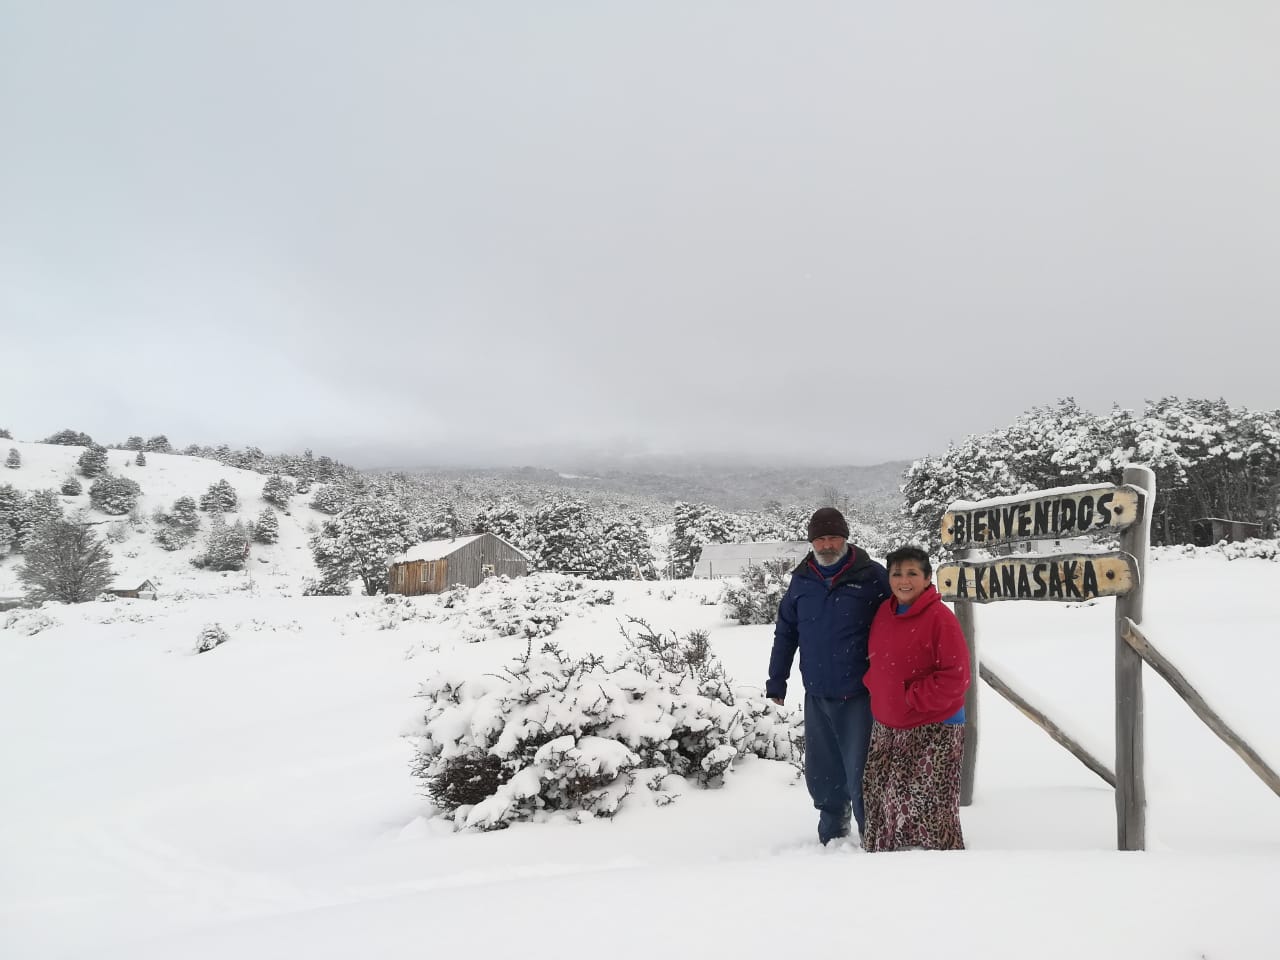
top-left (804, 692), bottom-right (874, 843)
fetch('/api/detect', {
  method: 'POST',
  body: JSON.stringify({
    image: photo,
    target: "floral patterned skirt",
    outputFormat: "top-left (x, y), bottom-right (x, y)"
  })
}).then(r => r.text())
top-left (862, 720), bottom-right (965, 852)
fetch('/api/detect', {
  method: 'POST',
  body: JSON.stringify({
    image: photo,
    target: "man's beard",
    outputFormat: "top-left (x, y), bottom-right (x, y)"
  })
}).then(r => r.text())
top-left (814, 545), bottom-right (848, 566)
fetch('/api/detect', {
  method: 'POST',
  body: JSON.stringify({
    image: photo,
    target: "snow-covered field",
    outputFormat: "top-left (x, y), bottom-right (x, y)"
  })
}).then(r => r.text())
top-left (3, 549), bottom-right (1279, 958)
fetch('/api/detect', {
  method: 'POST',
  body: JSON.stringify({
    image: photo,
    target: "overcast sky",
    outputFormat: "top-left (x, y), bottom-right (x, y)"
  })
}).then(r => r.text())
top-left (3, 2), bottom-right (1278, 469)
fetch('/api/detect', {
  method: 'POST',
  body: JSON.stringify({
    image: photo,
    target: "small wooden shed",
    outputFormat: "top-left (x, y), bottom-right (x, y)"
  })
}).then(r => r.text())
top-left (387, 533), bottom-right (529, 595)
top-left (106, 579), bottom-right (159, 600)
top-left (1192, 517), bottom-right (1264, 546)
top-left (692, 541), bottom-right (810, 579)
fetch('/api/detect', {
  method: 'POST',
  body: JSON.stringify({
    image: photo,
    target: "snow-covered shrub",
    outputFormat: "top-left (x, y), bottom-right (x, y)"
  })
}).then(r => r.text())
top-left (195, 623), bottom-right (229, 653)
top-left (1153, 538), bottom-right (1280, 562)
top-left (134, 450), bottom-right (146, 467)
top-left (409, 617), bottom-right (802, 831)
top-left (5, 448), bottom-right (19, 469)
top-left (437, 573), bottom-right (613, 643)
top-left (88, 475), bottom-right (142, 516)
top-left (153, 496), bottom-right (201, 551)
top-left (60, 475), bottom-right (82, 496)
top-left (3, 608), bottom-right (60, 635)
top-left (720, 558), bottom-right (794, 625)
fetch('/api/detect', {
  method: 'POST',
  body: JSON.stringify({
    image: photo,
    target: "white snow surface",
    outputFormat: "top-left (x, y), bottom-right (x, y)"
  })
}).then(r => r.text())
top-left (1, 443), bottom-right (1278, 957)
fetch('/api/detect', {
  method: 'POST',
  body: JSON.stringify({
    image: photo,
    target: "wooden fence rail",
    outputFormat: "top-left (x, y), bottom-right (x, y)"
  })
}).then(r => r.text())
top-left (1121, 618), bottom-right (1280, 800)
top-left (980, 663), bottom-right (1116, 788)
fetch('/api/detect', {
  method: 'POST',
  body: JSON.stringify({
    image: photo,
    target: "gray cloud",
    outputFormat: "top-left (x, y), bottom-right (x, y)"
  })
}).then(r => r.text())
top-left (4, 2), bottom-right (1278, 468)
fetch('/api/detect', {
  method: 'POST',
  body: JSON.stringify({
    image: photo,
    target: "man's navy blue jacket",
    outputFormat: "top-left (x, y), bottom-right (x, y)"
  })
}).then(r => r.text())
top-left (766, 546), bottom-right (891, 701)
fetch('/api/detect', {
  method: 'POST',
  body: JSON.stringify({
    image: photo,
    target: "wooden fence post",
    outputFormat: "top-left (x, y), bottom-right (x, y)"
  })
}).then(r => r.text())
top-left (1115, 466), bottom-right (1154, 851)
top-left (958, 587), bottom-right (978, 806)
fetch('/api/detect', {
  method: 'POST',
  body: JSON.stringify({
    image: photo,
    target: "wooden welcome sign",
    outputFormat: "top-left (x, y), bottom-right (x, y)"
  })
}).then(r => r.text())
top-left (937, 552), bottom-right (1137, 604)
top-left (941, 484), bottom-right (1143, 549)
top-left (942, 471), bottom-right (1156, 852)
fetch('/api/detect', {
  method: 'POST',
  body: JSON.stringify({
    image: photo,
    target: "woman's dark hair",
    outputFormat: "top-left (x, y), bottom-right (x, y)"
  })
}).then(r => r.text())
top-left (885, 545), bottom-right (932, 578)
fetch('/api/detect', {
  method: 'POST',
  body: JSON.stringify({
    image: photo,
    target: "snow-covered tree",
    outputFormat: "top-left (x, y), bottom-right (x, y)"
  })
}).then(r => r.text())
top-left (191, 514), bottom-right (249, 571)
top-left (0, 427), bottom-right (11, 439)
top-left (124, 436), bottom-right (144, 450)
top-left (134, 450), bottom-right (146, 467)
top-left (253, 507), bottom-right (279, 544)
top-left (199, 479), bottom-right (239, 513)
top-left (308, 496), bottom-right (422, 595)
top-left (308, 483), bottom-right (346, 515)
top-left (44, 429), bottom-right (93, 446)
top-left (60, 475), bottom-right (82, 496)
top-left (17, 517), bottom-right (115, 603)
top-left (667, 502), bottom-right (738, 578)
top-left (88, 475), bottom-right (142, 516)
top-left (261, 474), bottom-right (294, 508)
top-left (529, 499), bottom-right (604, 575)
top-left (154, 496), bottom-right (201, 551)
top-left (596, 513), bottom-right (657, 580)
top-left (5, 448), bottom-right (19, 469)
top-left (77, 444), bottom-right (109, 478)
top-left (11, 489), bottom-right (63, 550)
top-left (143, 435), bottom-right (172, 453)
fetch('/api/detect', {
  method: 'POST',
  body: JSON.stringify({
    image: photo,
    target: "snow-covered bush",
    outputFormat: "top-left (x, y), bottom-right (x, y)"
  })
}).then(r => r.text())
top-left (195, 623), bottom-right (229, 653)
top-left (88, 475), bottom-right (142, 515)
top-left (5, 448), bottom-right (19, 469)
top-left (720, 558), bottom-right (794, 625)
top-left (436, 573), bottom-right (613, 643)
top-left (3, 608), bottom-right (60, 635)
top-left (60, 475), bottom-right (82, 496)
top-left (409, 617), bottom-right (802, 831)
top-left (1153, 539), bottom-right (1280, 562)
top-left (154, 496), bottom-right (201, 551)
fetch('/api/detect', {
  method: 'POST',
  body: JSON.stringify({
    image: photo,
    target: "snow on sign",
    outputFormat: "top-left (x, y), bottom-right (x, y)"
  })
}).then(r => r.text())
top-left (941, 484), bottom-right (1143, 549)
top-left (937, 552), bottom-right (1138, 604)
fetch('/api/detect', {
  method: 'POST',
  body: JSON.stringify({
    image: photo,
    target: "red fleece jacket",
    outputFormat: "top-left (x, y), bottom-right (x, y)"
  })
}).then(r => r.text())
top-left (864, 584), bottom-right (971, 728)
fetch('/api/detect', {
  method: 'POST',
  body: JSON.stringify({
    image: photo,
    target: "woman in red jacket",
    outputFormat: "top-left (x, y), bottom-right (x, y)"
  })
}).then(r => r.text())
top-left (862, 545), bottom-right (971, 851)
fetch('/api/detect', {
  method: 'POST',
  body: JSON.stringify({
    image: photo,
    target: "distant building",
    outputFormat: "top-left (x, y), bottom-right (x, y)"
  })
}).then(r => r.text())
top-left (387, 533), bottom-right (530, 595)
top-left (1193, 517), bottom-right (1264, 546)
top-left (692, 541), bottom-right (810, 579)
top-left (106, 579), bottom-right (158, 600)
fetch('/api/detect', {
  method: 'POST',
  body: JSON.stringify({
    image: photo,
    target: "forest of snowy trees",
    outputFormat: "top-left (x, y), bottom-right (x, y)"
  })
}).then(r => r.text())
top-left (899, 397), bottom-right (1280, 552)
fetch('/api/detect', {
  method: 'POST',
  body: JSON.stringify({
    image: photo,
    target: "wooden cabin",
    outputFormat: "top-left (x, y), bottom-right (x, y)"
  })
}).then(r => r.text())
top-left (1192, 517), bottom-right (1264, 546)
top-left (106, 578), bottom-right (159, 600)
top-left (387, 533), bottom-right (530, 595)
top-left (692, 541), bottom-right (810, 579)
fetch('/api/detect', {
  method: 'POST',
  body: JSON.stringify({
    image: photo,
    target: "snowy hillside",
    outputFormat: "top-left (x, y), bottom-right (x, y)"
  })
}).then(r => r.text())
top-left (2, 553), bottom-right (1279, 959)
top-left (0, 439), bottom-right (327, 597)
